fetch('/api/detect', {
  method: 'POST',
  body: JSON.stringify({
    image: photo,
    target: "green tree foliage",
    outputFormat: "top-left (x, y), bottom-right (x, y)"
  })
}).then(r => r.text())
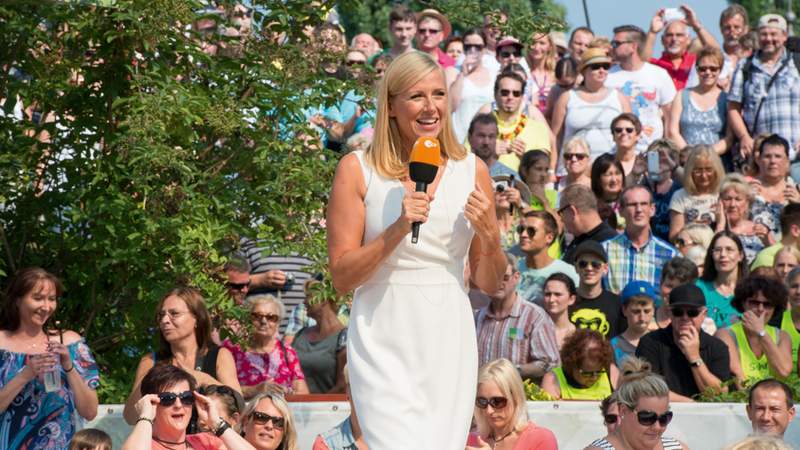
top-left (731, 0), bottom-right (798, 33)
top-left (0, 0), bottom-right (562, 403)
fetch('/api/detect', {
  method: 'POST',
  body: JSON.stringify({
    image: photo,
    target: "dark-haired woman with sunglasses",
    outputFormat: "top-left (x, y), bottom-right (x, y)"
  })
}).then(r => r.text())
top-left (241, 391), bottom-right (298, 450)
top-left (542, 329), bottom-right (618, 400)
top-left (222, 295), bottom-right (309, 399)
top-left (122, 364), bottom-right (255, 450)
top-left (466, 358), bottom-right (557, 450)
top-left (551, 48), bottom-right (630, 172)
top-left (714, 276), bottom-right (793, 390)
top-left (585, 358), bottom-right (686, 450)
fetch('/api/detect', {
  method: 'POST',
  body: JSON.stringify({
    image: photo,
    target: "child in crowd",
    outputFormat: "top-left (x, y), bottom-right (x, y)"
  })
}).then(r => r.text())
top-left (610, 281), bottom-right (657, 365)
top-left (68, 429), bottom-right (112, 450)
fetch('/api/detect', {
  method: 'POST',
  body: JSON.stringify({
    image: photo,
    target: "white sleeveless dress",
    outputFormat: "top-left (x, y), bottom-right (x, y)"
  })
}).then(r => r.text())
top-left (348, 150), bottom-right (478, 450)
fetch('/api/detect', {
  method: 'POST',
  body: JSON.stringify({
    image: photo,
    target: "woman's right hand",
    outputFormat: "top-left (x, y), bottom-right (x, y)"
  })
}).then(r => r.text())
top-left (397, 190), bottom-right (432, 234)
top-left (135, 394), bottom-right (160, 421)
top-left (24, 353), bottom-right (58, 379)
top-left (465, 435), bottom-right (492, 450)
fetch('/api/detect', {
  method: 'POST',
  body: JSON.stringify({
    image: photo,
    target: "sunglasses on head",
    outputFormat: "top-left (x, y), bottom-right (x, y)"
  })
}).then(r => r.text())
top-left (588, 63), bottom-right (611, 71)
top-left (516, 225), bottom-right (537, 237)
top-left (613, 127), bottom-right (635, 134)
top-left (499, 89), bottom-right (523, 98)
top-left (670, 307), bottom-right (701, 318)
top-left (251, 312), bottom-right (280, 323)
top-left (225, 281), bottom-right (251, 291)
top-left (475, 396), bottom-right (508, 409)
top-left (604, 413), bottom-right (618, 425)
top-left (250, 411), bottom-right (285, 429)
top-left (499, 50), bottom-right (522, 58)
top-left (577, 260), bottom-right (603, 270)
top-left (158, 391), bottom-right (195, 406)
top-left (635, 409), bottom-right (673, 427)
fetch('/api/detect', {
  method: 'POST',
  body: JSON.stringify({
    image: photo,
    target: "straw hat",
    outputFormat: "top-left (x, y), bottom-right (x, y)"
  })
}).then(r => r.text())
top-left (416, 9), bottom-right (452, 39)
top-left (578, 47), bottom-right (612, 73)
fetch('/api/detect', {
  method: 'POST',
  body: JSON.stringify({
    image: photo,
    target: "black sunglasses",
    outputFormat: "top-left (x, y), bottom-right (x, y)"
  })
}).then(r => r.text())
top-left (613, 127), bottom-right (635, 134)
top-left (499, 89), bottom-right (523, 98)
top-left (670, 307), bottom-right (701, 318)
top-left (636, 410), bottom-right (673, 427)
top-left (251, 312), bottom-right (280, 323)
top-left (579, 369), bottom-right (605, 378)
top-left (251, 411), bottom-right (285, 429)
top-left (577, 260), bottom-right (603, 270)
top-left (464, 44), bottom-right (484, 52)
top-left (345, 59), bottom-right (365, 66)
top-left (588, 63), bottom-right (611, 71)
top-left (499, 50), bottom-right (522, 58)
top-left (158, 391), bottom-right (195, 406)
top-left (610, 40), bottom-right (631, 49)
top-left (516, 225), bottom-right (537, 237)
top-left (225, 281), bottom-right (251, 291)
top-left (475, 396), bottom-right (508, 409)
top-left (604, 413), bottom-right (618, 425)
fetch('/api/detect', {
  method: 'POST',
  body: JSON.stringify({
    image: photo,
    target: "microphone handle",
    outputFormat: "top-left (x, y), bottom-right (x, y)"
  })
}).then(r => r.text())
top-left (411, 181), bottom-right (427, 244)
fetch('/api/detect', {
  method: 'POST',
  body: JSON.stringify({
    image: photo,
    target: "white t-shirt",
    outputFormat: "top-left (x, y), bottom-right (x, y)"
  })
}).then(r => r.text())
top-left (606, 63), bottom-right (677, 152)
top-left (668, 188), bottom-right (718, 226)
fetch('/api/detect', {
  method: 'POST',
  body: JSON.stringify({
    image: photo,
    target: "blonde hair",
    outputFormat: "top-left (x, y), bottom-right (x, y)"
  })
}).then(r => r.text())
top-left (683, 145), bottom-right (725, 195)
top-left (775, 245), bottom-right (800, 264)
top-left (679, 223), bottom-right (715, 250)
top-left (564, 135), bottom-right (590, 155)
top-left (474, 359), bottom-right (529, 436)
top-left (529, 33), bottom-right (557, 72)
top-left (247, 294), bottom-right (286, 323)
top-left (615, 357), bottom-right (669, 409)
top-left (242, 393), bottom-right (298, 450)
top-left (719, 173), bottom-right (754, 204)
top-left (724, 436), bottom-right (794, 450)
top-left (366, 51), bottom-right (465, 179)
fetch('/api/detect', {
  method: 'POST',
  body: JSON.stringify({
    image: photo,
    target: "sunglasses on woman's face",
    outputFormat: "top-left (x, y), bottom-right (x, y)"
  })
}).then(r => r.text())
top-left (158, 391), bottom-right (195, 406)
top-left (475, 396), bottom-right (508, 409)
top-left (603, 413), bottom-right (618, 425)
top-left (564, 152), bottom-right (588, 161)
top-left (251, 312), bottom-right (280, 323)
top-left (578, 369), bottom-right (605, 378)
top-left (613, 127), bottom-right (635, 135)
top-left (635, 409), bottom-right (673, 427)
top-left (251, 411), bottom-right (285, 429)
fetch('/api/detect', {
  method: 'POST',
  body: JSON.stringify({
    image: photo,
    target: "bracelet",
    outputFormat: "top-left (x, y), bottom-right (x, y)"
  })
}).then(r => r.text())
top-left (64, 363), bottom-right (75, 373)
top-left (214, 418), bottom-right (231, 437)
top-left (137, 417), bottom-right (154, 426)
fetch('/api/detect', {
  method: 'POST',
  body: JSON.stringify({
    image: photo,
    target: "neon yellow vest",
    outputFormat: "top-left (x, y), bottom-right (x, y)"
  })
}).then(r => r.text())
top-left (780, 310), bottom-right (800, 372)
top-left (730, 322), bottom-right (779, 381)
top-left (553, 366), bottom-right (612, 400)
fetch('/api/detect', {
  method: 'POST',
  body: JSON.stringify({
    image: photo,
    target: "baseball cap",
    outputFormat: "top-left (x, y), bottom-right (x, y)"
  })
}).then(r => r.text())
top-left (573, 240), bottom-right (608, 263)
top-left (758, 14), bottom-right (788, 33)
top-left (496, 37), bottom-right (524, 53)
top-left (668, 284), bottom-right (706, 308)
top-left (550, 31), bottom-right (568, 51)
top-left (621, 281), bottom-right (657, 304)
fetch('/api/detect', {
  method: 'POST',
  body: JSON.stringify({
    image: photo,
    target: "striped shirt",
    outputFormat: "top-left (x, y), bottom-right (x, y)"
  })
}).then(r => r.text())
top-left (475, 296), bottom-right (561, 371)
top-left (588, 436), bottom-right (682, 449)
top-left (602, 231), bottom-right (678, 295)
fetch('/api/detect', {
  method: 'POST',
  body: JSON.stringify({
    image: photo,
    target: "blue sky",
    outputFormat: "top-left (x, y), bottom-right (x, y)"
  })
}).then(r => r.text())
top-left (556, 0), bottom-right (729, 53)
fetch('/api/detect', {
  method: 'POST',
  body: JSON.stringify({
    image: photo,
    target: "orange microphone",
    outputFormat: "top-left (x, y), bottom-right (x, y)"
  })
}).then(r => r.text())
top-left (408, 136), bottom-right (442, 244)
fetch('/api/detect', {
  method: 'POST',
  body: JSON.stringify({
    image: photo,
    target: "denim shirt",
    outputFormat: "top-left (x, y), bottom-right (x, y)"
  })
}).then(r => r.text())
top-left (320, 416), bottom-right (358, 450)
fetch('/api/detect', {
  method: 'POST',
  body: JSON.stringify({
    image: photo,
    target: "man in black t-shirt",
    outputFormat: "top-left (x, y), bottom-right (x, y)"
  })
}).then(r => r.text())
top-left (568, 241), bottom-right (626, 339)
top-left (636, 284), bottom-right (731, 401)
top-left (559, 185), bottom-right (617, 264)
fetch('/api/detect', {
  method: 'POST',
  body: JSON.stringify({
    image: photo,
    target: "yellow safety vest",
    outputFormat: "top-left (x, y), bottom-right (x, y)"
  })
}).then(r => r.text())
top-left (553, 366), bottom-right (612, 400)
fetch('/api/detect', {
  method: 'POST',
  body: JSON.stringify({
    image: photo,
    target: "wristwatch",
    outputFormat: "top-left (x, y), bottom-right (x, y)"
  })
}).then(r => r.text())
top-left (214, 417), bottom-right (230, 437)
top-left (689, 358), bottom-right (704, 368)
top-left (757, 329), bottom-right (767, 338)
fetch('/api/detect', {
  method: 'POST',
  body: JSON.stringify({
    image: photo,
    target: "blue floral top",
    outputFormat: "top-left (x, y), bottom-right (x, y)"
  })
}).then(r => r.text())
top-left (0, 340), bottom-right (100, 449)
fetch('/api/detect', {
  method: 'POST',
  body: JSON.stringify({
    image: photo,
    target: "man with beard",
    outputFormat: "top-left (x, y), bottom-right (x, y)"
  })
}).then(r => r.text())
top-left (477, 72), bottom-right (553, 172)
top-left (475, 253), bottom-right (560, 382)
top-left (467, 113), bottom-right (517, 178)
top-left (729, 14), bottom-right (800, 161)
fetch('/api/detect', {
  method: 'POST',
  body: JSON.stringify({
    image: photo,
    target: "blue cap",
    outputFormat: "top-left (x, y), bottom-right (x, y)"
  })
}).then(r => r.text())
top-left (621, 280), bottom-right (657, 304)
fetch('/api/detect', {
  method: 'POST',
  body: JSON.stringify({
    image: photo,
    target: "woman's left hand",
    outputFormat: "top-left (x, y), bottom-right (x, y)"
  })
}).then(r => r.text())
top-left (465, 184), bottom-right (499, 243)
top-left (193, 391), bottom-right (220, 428)
top-left (46, 341), bottom-right (73, 369)
top-left (465, 435), bottom-right (492, 450)
top-left (741, 310), bottom-right (767, 335)
top-left (784, 183), bottom-right (800, 204)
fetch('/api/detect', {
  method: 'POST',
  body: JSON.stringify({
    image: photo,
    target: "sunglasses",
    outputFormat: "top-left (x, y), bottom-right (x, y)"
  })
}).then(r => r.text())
top-left (577, 260), bottom-right (603, 270)
top-left (475, 396), bottom-right (508, 409)
top-left (250, 411), bottom-right (285, 429)
top-left (499, 89), bottom-right (523, 98)
top-left (635, 409), bottom-right (673, 427)
top-left (516, 225), bottom-right (537, 237)
top-left (158, 391), bottom-right (195, 406)
top-left (345, 59), bottom-right (365, 66)
top-left (579, 369), bottom-right (605, 378)
top-left (464, 44), bottom-right (484, 52)
top-left (673, 238), bottom-right (695, 248)
top-left (604, 413), bottom-right (618, 425)
top-left (588, 63), bottom-right (611, 71)
top-left (613, 127), bottom-right (636, 134)
top-left (499, 50), bottom-right (522, 58)
top-left (564, 152), bottom-right (588, 161)
top-left (225, 281), bottom-right (250, 291)
top-left (251, 312), bottom-right (280, 323)
top-left (697, 65), bottom-right (720, 73)
top-left (610, 40), bottom-right (631, 49)
top-left (418, 28), bottom-right (441, 35)
top-left (745, 299), bottom-right (774, 310)
top-left (670, 307), bottom-right (701, 318)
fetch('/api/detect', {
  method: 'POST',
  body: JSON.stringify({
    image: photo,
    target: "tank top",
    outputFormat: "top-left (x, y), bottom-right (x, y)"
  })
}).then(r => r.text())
top-left (729, 322), bottom-right (780, 381)
top-left (561, 88), bottom-right (623, 174)
top-left (588, 436), bottom-right (682, 449)
top-left (780, 310), bottom-right (800, 369)
top-left (552, 366), bottom-right (612, 400)
top-left (452, 76), bottom-right (494, 143)
top-left (678, 89), bottom-right (727, 146)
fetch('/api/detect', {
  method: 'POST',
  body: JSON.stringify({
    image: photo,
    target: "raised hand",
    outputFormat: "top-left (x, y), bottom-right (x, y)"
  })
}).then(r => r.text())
top-left (135, 394), bottom-right (160, 421)
top-left (465, 183), bottom-right (499, 243)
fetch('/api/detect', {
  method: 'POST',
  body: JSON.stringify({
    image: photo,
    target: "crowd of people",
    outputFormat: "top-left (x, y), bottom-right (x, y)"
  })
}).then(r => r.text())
top-left (4, 1), bottom-right (800, 449)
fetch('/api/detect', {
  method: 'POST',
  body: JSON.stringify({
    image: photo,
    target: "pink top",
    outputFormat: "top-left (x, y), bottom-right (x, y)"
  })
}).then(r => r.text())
top-left (467, 423), bottom-right (558, 450)
top-left (152, 433), bottom-right (223, 449)
top-left (222, 338), bottom-right (305, 391)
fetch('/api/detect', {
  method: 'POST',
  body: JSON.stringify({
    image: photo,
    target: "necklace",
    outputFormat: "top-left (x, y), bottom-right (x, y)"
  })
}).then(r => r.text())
top-left (153, 436), bottom-right (188, 449)
top-left (494, 112), bottom-right (527, 141)
top-left (491, 429), bottom-right (515, 447)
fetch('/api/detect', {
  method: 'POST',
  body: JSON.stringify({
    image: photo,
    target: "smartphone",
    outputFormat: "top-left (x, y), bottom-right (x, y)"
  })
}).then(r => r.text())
top-left (648, 151), bottom-right (660, 180)
top-left (663, 8), bottom-right (685, 23)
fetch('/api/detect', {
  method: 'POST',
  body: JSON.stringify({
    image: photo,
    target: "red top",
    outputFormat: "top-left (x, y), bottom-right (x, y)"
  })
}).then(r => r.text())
top-left (649, 51), bottom-right (696, 90)
top-left (435, 47), bottom-right (456, 68)
top-left (467, 422), bottom-right (558, 449)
